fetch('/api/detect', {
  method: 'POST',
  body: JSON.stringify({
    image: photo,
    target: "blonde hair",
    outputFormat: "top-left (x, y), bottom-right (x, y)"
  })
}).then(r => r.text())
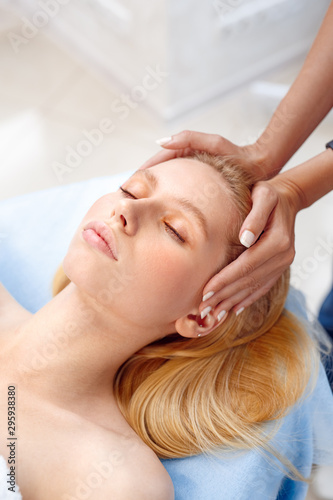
top-left (53, 153), bottom-right (318, 480)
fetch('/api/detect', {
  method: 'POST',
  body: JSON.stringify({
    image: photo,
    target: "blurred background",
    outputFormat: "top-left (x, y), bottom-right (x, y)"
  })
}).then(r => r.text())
top-left (0, 1), bottom-right (332, 497)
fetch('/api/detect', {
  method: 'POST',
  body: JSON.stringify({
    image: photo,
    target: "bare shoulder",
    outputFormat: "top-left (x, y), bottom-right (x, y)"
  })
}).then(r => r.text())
top-left (52, 420), bottom-right (174, 500)
top-left (121, 447), bottom-right (175, 500)
top-left (93, 456), bottom-right (174, 500)
top-left (98, 435), bottom-right (174, 500)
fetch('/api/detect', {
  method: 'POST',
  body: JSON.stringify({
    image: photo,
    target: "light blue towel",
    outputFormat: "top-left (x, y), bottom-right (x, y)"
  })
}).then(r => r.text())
top-left (1, 175), bottom-right (332, 500)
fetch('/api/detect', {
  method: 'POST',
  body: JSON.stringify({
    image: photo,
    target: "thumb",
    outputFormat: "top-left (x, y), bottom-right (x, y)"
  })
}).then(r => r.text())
top-left (239, 182), bottom-right (278, 248)
top-left (155, 130), bottom-right (235, 154)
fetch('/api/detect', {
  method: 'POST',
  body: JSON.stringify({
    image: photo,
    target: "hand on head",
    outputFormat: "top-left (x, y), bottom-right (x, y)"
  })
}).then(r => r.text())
top-left (139, 130), bottom-right (270, 179)
top-left (199, 176), bottom-right (297, 320)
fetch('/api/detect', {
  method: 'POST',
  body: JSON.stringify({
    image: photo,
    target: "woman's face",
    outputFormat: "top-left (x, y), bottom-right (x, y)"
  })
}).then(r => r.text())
top-left (64, 159), bottom-right (236, 334)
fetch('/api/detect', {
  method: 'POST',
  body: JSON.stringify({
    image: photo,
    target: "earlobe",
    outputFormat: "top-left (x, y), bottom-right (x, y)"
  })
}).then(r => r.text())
top-left (175, 310), bottom-right (228, 339)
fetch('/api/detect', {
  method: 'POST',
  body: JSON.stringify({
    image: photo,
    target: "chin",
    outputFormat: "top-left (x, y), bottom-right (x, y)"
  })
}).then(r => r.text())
top-left (62, 237), bottom-right (123, 310)
top-left (62, 236), bottom-right (99, 291)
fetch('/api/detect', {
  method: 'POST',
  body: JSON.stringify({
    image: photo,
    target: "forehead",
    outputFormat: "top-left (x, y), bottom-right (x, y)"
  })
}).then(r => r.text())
top-left (134, 159), bottom-right (228, 199)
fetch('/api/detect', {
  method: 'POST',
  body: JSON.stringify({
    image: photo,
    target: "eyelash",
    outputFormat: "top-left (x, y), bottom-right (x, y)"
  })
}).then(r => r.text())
top-left (119, 186), bottom-right (186, 243)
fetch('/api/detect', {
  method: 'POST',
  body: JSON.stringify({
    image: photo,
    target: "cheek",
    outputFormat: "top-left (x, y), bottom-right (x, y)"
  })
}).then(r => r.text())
top-left (146, 248), bottom-right (190, 291)
top-left (126, 244), bottom-right (205, 323)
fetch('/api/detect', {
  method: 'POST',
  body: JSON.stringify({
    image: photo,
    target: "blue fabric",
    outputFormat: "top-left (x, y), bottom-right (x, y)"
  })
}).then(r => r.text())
top-left (1, 176), bottom-right (333, 500)
top-left (318, 284), bottom-right (333, 389)
top-left (319, 285), bottom-right (333, 337)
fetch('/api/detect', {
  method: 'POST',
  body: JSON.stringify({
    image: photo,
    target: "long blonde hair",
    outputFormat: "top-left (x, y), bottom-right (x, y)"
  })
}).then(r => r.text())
top-left (53, 153), bottom-right (318, 480)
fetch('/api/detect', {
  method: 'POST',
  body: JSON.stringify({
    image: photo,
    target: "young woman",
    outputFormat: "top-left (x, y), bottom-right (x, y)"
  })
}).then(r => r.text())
top-left (0, 153), bottom-right (322, 499)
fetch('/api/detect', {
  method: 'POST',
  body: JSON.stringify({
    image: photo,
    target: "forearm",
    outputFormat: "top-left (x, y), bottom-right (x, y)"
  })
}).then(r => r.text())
top-left (276, 148), bottom-right (333, 211)
top-left (255, 1), bottom-right (333, 176)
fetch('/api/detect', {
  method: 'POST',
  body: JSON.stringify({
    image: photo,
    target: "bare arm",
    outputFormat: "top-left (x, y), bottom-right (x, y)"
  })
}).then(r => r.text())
top-left (256, 1), bottom-right (333, 176)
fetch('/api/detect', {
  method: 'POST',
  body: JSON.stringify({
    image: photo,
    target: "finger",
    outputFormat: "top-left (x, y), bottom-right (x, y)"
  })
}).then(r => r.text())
top-left (140, 129), bottom-right (237, 170)
top-left (139, 145), bottom-right (196, 170)
top-left (138, 149), bottom-right (178, 170)
top-left (204, 219), bottom-right (294, 299)
top-left (218, 253), bottom-right (288, 303)
top-left (202, 234), bottom-right (274, 299)
top-left (239, 183), bottom-right (278, 248)
top-left (155, 130), bottom-right (235, 155)
top-left (199, 255), bottom-right (290, 311)
top-left (231, 275), bottom-right (281, 313)
top-left (212, 271), bottom-right (284, 320)
top-left (199, 239), bottom-right (294, 312)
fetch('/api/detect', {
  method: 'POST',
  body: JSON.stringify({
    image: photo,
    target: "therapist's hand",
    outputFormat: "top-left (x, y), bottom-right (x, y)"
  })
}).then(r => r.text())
top-left (139, 130), bottom-right (271, 180)
top-left (199, 175), bottom-right (298, 320)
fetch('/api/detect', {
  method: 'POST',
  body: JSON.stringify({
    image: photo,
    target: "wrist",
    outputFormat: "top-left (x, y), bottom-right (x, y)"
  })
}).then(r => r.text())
top-left (283, 149), bottom-right (333, 210)
top-left (240, 141), bottom-right (278, 181)
top-left (269, 175), bottom-right (304, 216)
top-left (253, 135), bottom-right (287, 179)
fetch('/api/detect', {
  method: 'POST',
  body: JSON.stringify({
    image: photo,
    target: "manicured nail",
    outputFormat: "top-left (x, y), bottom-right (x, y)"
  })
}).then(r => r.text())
top-left (236, 307), bottom-right (245, 316)
top-left (203, 291), bottom-right (214, 302)
top-left (201, 306), bottom-right (212, 319)
top-left (155, 136), bottom-right (172, 146)
top-left (217, 310), bottom-right (226, 322)
top-left (240, 230), bottom-right (255, 248)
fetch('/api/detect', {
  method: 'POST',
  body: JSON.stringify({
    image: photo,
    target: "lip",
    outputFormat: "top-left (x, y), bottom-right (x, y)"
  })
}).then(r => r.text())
top-left (82, 221), bottom-right (118, 261)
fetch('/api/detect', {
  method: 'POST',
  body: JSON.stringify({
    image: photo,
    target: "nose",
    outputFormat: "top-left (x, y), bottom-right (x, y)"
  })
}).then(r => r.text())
top-left (112, 198), bottom-right (140, 236)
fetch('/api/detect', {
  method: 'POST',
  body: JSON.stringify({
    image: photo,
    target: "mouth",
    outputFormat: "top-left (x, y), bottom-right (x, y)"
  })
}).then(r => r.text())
top-left (82, 221), bottom-right (118, 261)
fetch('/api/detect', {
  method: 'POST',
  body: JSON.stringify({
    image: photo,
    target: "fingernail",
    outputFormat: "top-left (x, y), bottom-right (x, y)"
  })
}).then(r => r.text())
top-left (217, 310), bottom-right (226, 322)
top-left (201, 306), bottom-right (212, 319)
top-left (203, 291), bottom-right (214, 302)
top-left (155, 136), bottom-right (172, 146)
top-left (240, 230), bottom-right (255, 248)
top-left (236, 307), bottom-right (245, 316)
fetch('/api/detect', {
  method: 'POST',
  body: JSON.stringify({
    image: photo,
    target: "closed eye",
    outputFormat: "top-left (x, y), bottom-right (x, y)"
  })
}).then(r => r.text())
top-left (119, 186), bottom-right (186, 244)
top-left (164, 223), bottom-right (185, 243)
top-left (119, 186), bottom-right (136, 199)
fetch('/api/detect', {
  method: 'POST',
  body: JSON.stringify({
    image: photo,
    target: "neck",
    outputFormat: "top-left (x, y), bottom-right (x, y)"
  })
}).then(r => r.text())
top-left (5, 283), bottom-right (164, 412)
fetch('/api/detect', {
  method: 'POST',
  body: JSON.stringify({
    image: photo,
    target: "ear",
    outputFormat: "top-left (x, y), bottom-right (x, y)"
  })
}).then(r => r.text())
top-left (175, 309), bottom-right (228, 339)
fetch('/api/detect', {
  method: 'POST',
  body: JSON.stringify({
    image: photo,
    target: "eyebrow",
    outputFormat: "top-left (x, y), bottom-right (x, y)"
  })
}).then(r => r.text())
top-left (131, 169), bottom-right (209, 239)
